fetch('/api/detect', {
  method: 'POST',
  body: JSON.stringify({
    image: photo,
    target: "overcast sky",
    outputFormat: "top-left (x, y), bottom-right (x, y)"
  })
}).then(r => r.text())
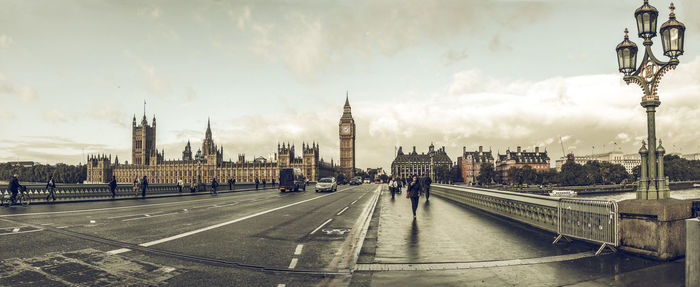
top-left (1, 0), bottom-right (699, 171)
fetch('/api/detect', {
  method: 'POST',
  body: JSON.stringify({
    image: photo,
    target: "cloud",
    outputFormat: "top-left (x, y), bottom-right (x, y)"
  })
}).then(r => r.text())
top-left (0, 34), bottom-right (14, 48)
top-left (225, 0), bottom-right (553, 81)
top-left (185, 87), bottom-right (197, 102)
top-left (0, 136), bottom-right (123, 165)
top-left (89, 98), bottom-right (128, 127)
top-left (443, 48), bottom-right (469, 65)
top-left (124, 50), bottom-right (171, 97)
top-left (42, 109), bottom-right (69, 123)
top-left (0, 75), bottom-right (38, 101)
top-left (137, 6), bottom-right (161, 19)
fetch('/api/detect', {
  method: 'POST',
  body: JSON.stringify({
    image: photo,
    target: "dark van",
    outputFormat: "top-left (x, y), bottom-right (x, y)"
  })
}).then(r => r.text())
top-left (279, 168), bottom-right (306, 192)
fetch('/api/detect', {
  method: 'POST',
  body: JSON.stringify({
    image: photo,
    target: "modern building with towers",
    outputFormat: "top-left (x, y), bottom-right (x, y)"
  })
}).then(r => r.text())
top-left (339, 94), bottom-right (356, 178)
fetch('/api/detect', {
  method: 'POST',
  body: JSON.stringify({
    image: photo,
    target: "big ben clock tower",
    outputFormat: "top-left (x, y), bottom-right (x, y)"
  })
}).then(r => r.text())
top-left (339, 93), bottom-right (355, 178)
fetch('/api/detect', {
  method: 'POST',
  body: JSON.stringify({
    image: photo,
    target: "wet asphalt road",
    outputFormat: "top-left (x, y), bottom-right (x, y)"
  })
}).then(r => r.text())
top-left (0, 184), bottom-right (686, 286)
top-left (1, 184), bottom-right (381, 286)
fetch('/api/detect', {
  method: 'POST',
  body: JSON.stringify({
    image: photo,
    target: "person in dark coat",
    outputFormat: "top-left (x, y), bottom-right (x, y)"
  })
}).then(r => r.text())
top-left (262, 179), bottom-right (266, 188)
top-left (255, 178), bottom-right (260, 190)
top-left (108, 176), bottom-right (117, 199)
top-left (406, 174), bottom-right (422, 217)
top-left (9, 174), bottom-right (20, 204)
top-left (46, 175), bottom-right (56, 201)
top-left (423, 176), bottom-right (432, 201)
top-left (141, 176), bottom-right (148, 198)
top-left (211, 178), bottom-right (218, 194)
top-left (232, 178), bottom-right (236, 191)
top-left (228, 178), bottom-right (233, 190)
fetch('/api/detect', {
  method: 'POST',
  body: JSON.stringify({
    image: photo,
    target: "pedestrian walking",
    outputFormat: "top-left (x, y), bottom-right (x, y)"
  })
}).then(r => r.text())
top-left (232, 178), bottom-right (236, 191)
top-left (228, 178), bottom-right (233, 190)
top-left (46, 175), bottom-right (56, 201)
top-left (177, 179), bottom-right (183, 193)
top-left (141, 176), bottom-right (148, 198)
top-left (211, 178), bottom-right (218, 194)
top-left (262, 179), bottom-right (266, 188)
top-left (108, 176), bottom-right (117, 199)
top-left (406, 174), bottom-right (422, 217)
top-left (132, 177), bottom-right (139, 197)
top-left (9, 174), bottom-right (20, 204)
top-left (389, 177), bottom-right (398, 199)
top-left (423, 176), bottom-right (432, 201)
top-left (255, 178), bottom-right (260, 190)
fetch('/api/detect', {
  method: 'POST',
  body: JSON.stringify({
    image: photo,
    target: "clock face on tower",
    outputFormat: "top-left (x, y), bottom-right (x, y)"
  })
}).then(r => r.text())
top-left (341, 125), bottom-right (351, 135)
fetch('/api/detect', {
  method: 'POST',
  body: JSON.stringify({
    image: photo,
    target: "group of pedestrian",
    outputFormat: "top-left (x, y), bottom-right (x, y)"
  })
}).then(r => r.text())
top-left (389, 175), bottom-right (432, 218)
top-left (132, 176), bottom-right (148, 198)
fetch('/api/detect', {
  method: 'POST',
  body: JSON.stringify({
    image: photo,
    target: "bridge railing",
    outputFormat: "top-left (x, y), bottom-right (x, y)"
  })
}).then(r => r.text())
top-left (0, 182), bottom-right (271, 202)
top-left (431, 184), bottom-right (619, 255)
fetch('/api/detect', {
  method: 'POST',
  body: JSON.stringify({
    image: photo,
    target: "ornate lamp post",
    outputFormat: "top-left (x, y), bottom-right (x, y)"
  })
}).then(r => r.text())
top-left (616, 1), bottom-right (685, 200)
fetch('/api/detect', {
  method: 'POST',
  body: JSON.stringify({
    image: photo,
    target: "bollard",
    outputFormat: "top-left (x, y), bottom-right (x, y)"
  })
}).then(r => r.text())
top-left (687, 218), bottom-right (700, 286)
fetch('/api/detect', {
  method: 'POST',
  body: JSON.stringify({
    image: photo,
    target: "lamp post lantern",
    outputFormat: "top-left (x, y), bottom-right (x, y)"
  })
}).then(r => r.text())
top-left (616, 1), bottom-right (685, 200)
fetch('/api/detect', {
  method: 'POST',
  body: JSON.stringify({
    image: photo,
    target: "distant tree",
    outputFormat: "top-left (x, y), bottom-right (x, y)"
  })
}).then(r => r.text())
top-left (378, 174), bottom-right (389, 182)
top-left (367, 169), bottom-right (378, 180)
top-left (537, 168), bottom-right (559, 185)
top-left (355, 170), bottom-right (368, 180)
top-left (434, 165), bottom-right (450, 183)
top-left (632, 165), bottom-right (641, 180)
top-left (560, 161), bottom-right (587, 186)
top-left (477, 163), bottom-right (496, 186)
top-left (521, 165), bottom-right (537, 185)
top-left (507, 167), bottom-right (523, 185)
top-left (583, 161), bottom-right (603, 185)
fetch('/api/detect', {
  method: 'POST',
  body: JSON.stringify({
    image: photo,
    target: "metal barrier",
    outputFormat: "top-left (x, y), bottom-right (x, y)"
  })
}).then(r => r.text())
top-left (0, 182), bottom-right (270, 202)
top-left (555, 198), bottom-right (618, 255)
top-left (432, 184), bottom-right (619, 255)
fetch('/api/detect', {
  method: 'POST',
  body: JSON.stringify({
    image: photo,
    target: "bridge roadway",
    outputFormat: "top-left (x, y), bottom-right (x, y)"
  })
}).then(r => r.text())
top-left (0, 184), bottom-right (685, 286)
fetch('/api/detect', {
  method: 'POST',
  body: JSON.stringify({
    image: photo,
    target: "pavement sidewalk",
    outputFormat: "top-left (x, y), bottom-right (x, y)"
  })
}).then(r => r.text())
top-left (351, 187), bottom-right (685, 286)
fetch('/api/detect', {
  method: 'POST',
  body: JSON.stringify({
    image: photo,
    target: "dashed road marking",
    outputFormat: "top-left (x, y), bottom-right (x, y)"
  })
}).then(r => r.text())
top-left (12, 227), bottom-right (20, 232)
top-left (121, 212), bottom-right (178, 222)
top-left (277, 284), bottom-right (286, 287)
top-left (106, 189), bottom-right (348, 255)
top-left (350, 200), bottom-right (358, 205)
top-left (310, 219), bottom-right (332, 235)
top-left (336, 206), bottom-right (349, 216)
top-left (294, 244), bottom-right (304, 255)
top-left (288, 258), bottom-right (298, 269)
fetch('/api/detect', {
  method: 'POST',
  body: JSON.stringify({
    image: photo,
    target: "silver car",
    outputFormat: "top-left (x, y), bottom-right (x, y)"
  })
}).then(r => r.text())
top-left (315, 177), bottom-right (337, 192)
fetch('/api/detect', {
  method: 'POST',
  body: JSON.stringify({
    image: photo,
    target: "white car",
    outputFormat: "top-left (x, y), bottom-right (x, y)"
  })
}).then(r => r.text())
top-left (315, 177), bottom-right (337, 192)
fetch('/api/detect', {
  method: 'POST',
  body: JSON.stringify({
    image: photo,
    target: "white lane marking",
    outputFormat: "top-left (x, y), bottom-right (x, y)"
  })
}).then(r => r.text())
top-left (277, 284), bottom-right (286, 287)
top-left (309, 218), bottom-right (333, 235)
top-left (107, 190), bottom-right (348, 254)
top-left (336, 207), bottom-right (349, 216)
top-left (107, 214), bottom-right (146, 219)
top-left (350, 200), bottom-right (358, 205)
top-left (12, 228), bottom-right (20, 232)
top-left (288, 258), bottom-right (298, 269)
top-left (121, 212), bottom-right (179, 222)
top-left (144, 214), bottom-right (151, 217)
top-left (294, 244), bottom-right (304, 255)
top-left (1, 229), bottom-right (43, 236)
top-left (89, 220), bottom-right (96, 224)
top-left (107, 248), bottom-right (130, 255)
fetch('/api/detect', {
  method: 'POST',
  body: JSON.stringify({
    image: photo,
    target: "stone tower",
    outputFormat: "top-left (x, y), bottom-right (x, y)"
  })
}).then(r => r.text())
top-left (132, 113), bottom-right (156, 166)
top-left (339, 93), bottom-right (356, 178)
top-left (182, 140), bottom-right (193, 161)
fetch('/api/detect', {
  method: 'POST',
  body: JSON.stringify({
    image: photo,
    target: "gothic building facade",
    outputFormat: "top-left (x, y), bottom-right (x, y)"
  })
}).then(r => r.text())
top-left (339, 94), bottom-right (356, 178)
top-left (86, 113), bottom-right (337, 184)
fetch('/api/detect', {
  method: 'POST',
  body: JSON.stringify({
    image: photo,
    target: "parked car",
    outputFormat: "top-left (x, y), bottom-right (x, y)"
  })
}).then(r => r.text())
top-left (315, 177), bottom-right (337, 192)
top-left (279, 168), bottom-right (306, 192)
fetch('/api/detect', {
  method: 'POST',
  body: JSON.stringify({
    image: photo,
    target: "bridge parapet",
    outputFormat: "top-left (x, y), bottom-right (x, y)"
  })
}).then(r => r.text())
top-left (431, 184), bottom-right (619, 255)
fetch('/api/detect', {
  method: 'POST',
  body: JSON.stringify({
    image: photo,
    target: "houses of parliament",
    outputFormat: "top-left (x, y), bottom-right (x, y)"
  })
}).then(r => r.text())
top-left (86, 97), bottom-right (357, 184)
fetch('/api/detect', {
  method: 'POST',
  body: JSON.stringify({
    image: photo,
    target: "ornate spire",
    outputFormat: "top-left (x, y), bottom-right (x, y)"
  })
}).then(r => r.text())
top-left (205, 117), bottom-right (212, 139)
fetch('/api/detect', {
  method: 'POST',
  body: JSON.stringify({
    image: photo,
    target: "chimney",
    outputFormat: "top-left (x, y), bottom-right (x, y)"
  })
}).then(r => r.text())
top-left (463, 146), bottom-right (466, 155)
top-left (517, 146), bottom-right (521, 153)
top-left (535, 147), bottom-right (540, 154)
top-left (413, 146), bottom-right (416, 154)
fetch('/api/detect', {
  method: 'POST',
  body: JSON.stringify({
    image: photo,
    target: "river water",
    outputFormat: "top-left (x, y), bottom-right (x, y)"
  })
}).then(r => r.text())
top-left (580, 187), bottom-right (700, 201)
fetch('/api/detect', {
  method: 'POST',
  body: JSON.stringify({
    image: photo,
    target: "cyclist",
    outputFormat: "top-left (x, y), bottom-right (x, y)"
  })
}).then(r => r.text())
top-left (8, 174), bottom-right (20, 204)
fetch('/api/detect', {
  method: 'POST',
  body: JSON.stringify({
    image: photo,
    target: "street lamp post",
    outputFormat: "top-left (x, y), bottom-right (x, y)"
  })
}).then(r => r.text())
top-left (616, 1), bottom-right (685, 200)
